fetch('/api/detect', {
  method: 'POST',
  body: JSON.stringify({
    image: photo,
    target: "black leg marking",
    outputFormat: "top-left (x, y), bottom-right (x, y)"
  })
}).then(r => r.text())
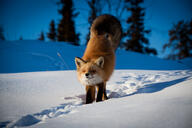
top-left (86, 86), bottom-right (95, 104)
top-left (96, 83), bottom-right (104, 102)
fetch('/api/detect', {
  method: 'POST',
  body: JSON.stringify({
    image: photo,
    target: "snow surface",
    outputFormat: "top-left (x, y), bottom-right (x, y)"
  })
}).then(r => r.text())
top-left (0, 40), bottom-right (192, 128)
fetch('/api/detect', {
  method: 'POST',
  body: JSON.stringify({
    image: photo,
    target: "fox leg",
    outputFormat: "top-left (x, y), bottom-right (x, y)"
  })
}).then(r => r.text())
top-left (102, 82), bottom-right (108, 100)
top-left (96, 83), bottom-right (104, 102)
top-left (86, 86), bottom-right (95, 104)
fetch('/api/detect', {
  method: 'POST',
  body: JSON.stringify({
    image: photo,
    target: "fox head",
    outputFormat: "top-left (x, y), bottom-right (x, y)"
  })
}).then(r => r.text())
top-left (75, 57), bottom-right (105, 86)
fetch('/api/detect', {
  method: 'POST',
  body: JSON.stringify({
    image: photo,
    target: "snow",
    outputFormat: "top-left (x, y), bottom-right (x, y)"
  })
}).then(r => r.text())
top-left (33, 77), bottom-right (192, 128)
top-left (0, 40), bottom-right (192, 128)
top-left (178, 58), bottom-right (192, 69)
top-left (0, 40), bottom-right (83, 73)
top-left (0, 40), bottom-right (190, 73)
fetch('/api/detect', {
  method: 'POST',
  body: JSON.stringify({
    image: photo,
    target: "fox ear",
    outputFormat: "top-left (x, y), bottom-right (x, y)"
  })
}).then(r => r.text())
top-left (95, 56), bottom-right (104, 68)
top-left (75, 57), bottom-right (86, 68)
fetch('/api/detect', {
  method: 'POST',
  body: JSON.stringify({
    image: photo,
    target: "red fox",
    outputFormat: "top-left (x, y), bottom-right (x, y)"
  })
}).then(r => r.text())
top-left (75, 14), bottom-right (122, 104)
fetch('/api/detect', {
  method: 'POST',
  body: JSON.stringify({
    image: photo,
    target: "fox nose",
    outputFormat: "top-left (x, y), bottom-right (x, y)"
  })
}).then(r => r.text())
top-left (85, 73), bottom-right (89, 77)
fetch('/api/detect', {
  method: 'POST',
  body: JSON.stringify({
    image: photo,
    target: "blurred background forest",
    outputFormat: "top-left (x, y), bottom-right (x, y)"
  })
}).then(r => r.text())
top-left (0, 0), bottom-right (192, 60)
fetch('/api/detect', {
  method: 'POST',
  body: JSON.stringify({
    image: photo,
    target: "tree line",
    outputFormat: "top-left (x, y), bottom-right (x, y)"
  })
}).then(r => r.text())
top-left (0, 0), bottom-right (191, 60)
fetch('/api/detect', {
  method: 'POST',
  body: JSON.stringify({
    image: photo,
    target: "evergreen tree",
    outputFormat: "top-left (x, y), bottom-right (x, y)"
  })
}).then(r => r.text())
top-left (47, 20), bottom-right (57, 41)
top-left (0, 26), bottom-right (5, 40)
top-left (123, 0), bottom-right (157, 55)
top-left (38, 31), bottom-right (45, 41)
top-left (57, 0), bottom-right (80, 46)
top-left (163, 19), bottom-right (192, 60)
top-left (86, 0), bottom-right (99, 44)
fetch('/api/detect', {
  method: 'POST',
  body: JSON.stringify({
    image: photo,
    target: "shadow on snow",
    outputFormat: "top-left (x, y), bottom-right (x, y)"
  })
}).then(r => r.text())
top-left (109, 76), bottom-right (190, 98)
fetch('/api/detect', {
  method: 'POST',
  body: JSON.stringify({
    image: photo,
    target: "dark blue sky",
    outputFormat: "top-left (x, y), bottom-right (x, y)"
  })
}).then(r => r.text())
top-left (0, 0), bottom-right (191, 57)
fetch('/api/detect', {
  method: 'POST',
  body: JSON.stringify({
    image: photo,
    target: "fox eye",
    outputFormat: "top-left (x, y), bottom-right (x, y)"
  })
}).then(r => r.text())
top-left (82, 70), bottom-right (86, 73)
top-left (90, 70), bottom-right (96, 74)
top-left (105, 34), bottom-right (109, 39)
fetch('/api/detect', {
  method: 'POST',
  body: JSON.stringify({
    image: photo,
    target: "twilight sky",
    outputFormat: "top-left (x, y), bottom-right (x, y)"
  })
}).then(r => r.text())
top-left (0, 0), bottom-right (191, 57)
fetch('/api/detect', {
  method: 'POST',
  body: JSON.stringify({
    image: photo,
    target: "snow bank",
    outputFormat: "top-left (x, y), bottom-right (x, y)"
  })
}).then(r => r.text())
top-left (0, 40), bottom-right (191, 73)
top-left (0, 40), bottom-right (83, 73)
